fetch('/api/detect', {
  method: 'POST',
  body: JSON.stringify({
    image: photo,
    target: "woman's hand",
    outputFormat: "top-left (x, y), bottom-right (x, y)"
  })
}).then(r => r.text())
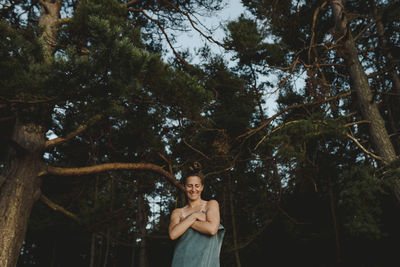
top-left (191, 211), bottom-right (206, 222)
top-left (190, 200), bottom-right (220, 236)
top-left (169, 208), bottom-right (198, 240)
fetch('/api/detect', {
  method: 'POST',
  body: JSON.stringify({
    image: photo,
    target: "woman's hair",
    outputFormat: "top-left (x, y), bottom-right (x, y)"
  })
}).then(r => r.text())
top-left (183, 162), bottom-right (205, 185)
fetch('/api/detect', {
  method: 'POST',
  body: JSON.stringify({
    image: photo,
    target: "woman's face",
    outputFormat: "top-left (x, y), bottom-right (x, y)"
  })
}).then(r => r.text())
top-left (184, 176), bottom-right (203, 201)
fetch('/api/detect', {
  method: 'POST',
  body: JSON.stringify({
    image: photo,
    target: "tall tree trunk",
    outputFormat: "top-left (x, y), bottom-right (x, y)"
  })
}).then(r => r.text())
top-left (38, 0), bottom-right (62, 59)
top-left (103, 228), bottom-right (111, 267)
top-left (89, 175), bottom-right (100, 267)
top-left (50, 239), bottom-right (57, 267)
top-left (89, 233), bottom-right (97, 267)
top-left (330, 0), bottom-right (397, 164)
top-left (328, 176), bottom-right (341, 263)
top-left (137, 193), bottom-right (148, 267)
top-left (130, 242), bottom-right (136, 267)
top-left (228, 175), bottom-right (241, 267)
top-left (0, 122), bottom-right (46, 267)
top-left (98, 235), bottom-right (104, 266)
top-left (371, 0), bottom-right (400, 153)
top-left (370, 0), bottom-right (400, 94)
top-left (0, 1), bottom-right (61, 265)
top-left (103, 178), bottom-right (114, 267)
top-left (330, 0), bottom-right (400, 203)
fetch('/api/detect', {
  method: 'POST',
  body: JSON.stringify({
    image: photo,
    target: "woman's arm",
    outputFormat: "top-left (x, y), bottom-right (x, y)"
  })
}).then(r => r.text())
top-left (190, 200), bottom-right (220, 236)
top-left (168, 208), bottom-right (200, 240)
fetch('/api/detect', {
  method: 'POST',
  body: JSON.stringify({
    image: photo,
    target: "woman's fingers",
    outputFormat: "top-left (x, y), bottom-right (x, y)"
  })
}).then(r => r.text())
top-left (196, 212), bottom-right (207, 221)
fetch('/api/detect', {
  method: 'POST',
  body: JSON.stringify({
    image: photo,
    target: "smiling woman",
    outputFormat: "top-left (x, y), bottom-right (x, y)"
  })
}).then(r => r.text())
top-left (168, 163), bottom-right (225, 267)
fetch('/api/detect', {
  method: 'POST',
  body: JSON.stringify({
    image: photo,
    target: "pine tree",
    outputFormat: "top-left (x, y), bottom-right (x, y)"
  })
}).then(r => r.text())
top-left (0, 0), bottom-right (221, 265)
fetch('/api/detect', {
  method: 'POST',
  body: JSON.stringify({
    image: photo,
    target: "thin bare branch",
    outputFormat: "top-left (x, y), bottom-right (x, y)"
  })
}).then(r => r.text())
top-left (254, 119), bottom-right (304, 150)
top-left (224, 216), bottom-right (275, 253)
top-left (278, 205), bottom-right (311, 225)
top-left (157, 152), bottom-right (174, 175)
top-left (128, 8), bottom-right (191, 67)
top-left (183, 139), bottom-right (211, 160)
top-left (346, 133), bottom-right (384, 161)
top-left (203, 164), bottom-right (234, 178)
top-left (164, 0), bottom-right (226, 48)
top-left (353, 20), bottom-right (375, 42)
top-left (308, 1), bottom-right (328, 63)
top-left (45, 114), bottom-right (104, 149)
top-left (40, 195), bottom-right (81, 222)
top-left (125, 0), bottom-right (142, 7)
top-left (344, 120), bottom-right (370, 128)
top-left (238, 92), bottom-right (351, 139)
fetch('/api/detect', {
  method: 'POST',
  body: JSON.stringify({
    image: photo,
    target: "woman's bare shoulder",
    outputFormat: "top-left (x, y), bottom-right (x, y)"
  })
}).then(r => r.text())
top-left (206, 199), bottom-right (219, 208)
top-left (171, 207), bottom-right (183, 216)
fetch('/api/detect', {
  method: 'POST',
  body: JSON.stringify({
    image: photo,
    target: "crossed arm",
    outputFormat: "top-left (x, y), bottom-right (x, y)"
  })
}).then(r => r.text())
top-left (168, 200), bottom-right (220, 240)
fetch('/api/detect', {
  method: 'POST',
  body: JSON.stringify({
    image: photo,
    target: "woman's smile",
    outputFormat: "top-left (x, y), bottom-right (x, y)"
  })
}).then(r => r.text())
top-left (185, 175), bottom-right (204, 199)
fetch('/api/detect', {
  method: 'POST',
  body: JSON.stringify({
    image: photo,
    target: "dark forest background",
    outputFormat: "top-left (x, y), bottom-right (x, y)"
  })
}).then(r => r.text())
top-left (1, 0), bottom-right (400, 266)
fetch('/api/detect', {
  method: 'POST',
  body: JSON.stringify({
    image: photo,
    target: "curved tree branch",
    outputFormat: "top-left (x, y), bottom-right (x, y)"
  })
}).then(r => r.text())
top-left (124, 0), bottom-right (142, 7)
top-left (225, 213), bottom-right (277, 253)
top-left (40, 194), bottom-right (81, 222)
top-left (45, 114), bottom-right (104, 149)
top-left (38, 0), bottom-right (50, 14)
top-left (346, 133), bottom-right (384, 162)
top-left (308, 1), bottom-right (328, 63)
top-left (164, 0), bottom-right (226, 48)
top-left (128, 8), bottom-right (190, 67)
top-left (47, 162), bottom-right (184, 191)
top-left (238, 92), bottom-right (351, 139)
top-left (183, 139), bottom-right (211, 160)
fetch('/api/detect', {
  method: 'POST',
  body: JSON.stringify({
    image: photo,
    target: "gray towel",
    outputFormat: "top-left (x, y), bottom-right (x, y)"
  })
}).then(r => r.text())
top-left (171, 225), bottom-right (225, 267)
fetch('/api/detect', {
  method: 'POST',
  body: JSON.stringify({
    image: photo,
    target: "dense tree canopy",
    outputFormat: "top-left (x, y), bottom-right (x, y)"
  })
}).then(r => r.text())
top-left (0, 0), bottom-right (399, 266)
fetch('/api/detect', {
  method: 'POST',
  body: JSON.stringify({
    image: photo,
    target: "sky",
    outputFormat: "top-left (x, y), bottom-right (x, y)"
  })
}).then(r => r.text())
top-left (173, 0), bottom-right (245, 59)
top-left (167, 0), bottom-right (281, 116)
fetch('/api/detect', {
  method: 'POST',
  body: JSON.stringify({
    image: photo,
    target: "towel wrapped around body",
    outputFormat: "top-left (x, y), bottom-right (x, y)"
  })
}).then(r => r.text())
top-left (171, 224), bottom-right (225, 267)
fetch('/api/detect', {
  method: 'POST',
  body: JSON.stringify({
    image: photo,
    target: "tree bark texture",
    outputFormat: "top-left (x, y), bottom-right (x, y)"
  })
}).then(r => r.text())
top-left (228, 175), bottom-right (242, 267)
top-left (137, 193), bottom-right (148, 267)
top-left (0, 1), bottom-right (60, 264)
top-left (330, 0), bottom-right (397, 164)
top-left (47, 163), bottom-right (184, 191)
top-left (0, 122), bottom-right (46, 267)
top-left (371, 0), bottom-right (400, 153)
top-left (38, 0), bottom-right (62, 59)
top-left (103, 228), bottom-right (111, 267)
top-left (328, 176), bottom-right (341, 263)
top-left (89, 233), bottom-right (97, 267)
top-left (89, 176), bottom-right (100, 267)
top-left (370, 0), bottom-right (400, 94)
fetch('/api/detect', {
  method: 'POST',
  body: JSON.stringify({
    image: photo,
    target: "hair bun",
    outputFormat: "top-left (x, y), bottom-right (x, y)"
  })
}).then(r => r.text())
top-left (189, 161), bottom-right (202, 172)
